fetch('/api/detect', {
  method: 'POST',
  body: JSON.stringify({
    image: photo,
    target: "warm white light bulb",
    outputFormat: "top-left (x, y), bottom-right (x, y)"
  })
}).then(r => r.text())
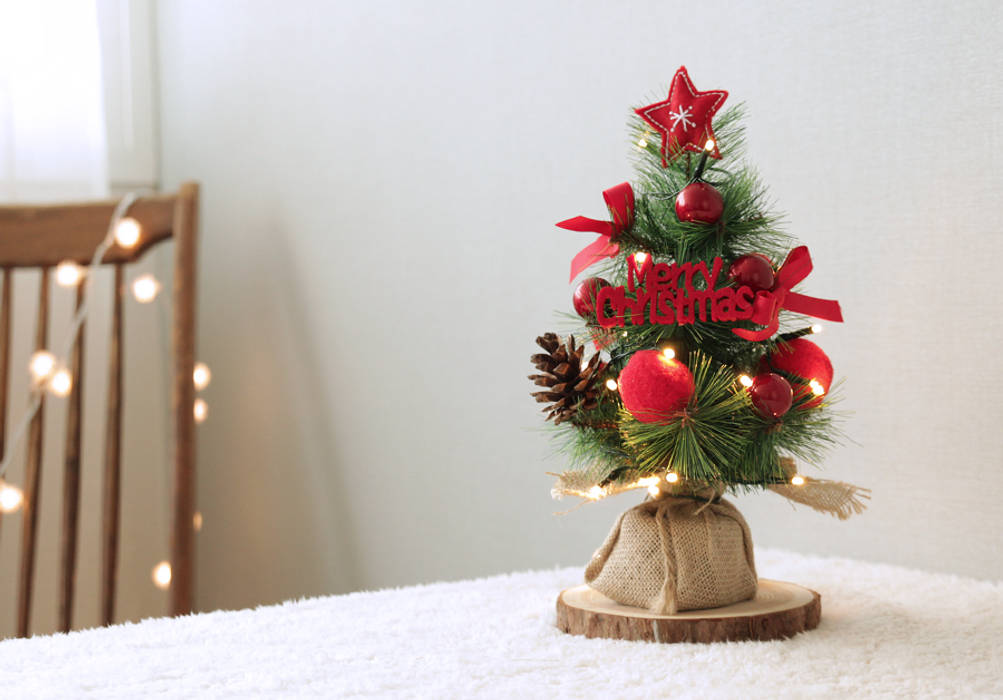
top-left (0, 482), bottom-right (24, 513)
top-left (193, 398), bottom-right (208, 423)
top-left (131, 275), bottom-right (161, 303)
top-left (193, 511), bottom-right (203, 532)
top-left (29, 351), bottom-right (56, 383)
top-left (193, 362), bottom-right (211, 391)
top-left (704, 139), bottom-right (715, 151)
top-left (114, 218), bottom-right (141, 248)
top-left (661, 347), bottom-right (676, 361)
top-left (738, 374), bottom-right (754, 388)
top-left (152, 561), bottom-right (172, 589)
top-left (809, 379), bottom-right (825, 396)
top-left (637, 138), bottom-right (648, 148)
top-left (647, 484), bottom-right (660, 497)
top-left (791, 474), bottom-right (805, 486)
top-left (605, 379), bottom-right (618, 391)
top-left (55, 261), bottom-right (84, 287)
top-left (634, 252), bottom-right (648, 265)
top-left (49, 369), bottom-right (73, 397)
top-left (665, 472), bottom-right (679, 484)
top-left (810, 324), bottom-right (823, 334)
top-left (587, 485), bottom-right (604, 500)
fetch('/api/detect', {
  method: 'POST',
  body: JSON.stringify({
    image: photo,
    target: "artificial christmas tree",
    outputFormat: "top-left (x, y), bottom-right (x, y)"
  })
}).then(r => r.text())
top-left (530, 67), bottom-right (868, 642)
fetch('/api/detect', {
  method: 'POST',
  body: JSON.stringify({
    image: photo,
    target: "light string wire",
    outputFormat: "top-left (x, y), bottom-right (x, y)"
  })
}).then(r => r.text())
top-left (0, 192), bottom-right (138, 482)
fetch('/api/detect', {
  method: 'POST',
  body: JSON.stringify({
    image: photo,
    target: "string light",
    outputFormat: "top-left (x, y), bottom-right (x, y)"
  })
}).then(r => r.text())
top-left (152, 561), bottom-right (172, 589)
top-left (809, 379), bottom-right (825, 396)
top-left (131, 274), bottom-right (161, 303)
top-left (636, 137), bottom-right (648, 149)
top-left (647, 484), bottom-right (660, 497)
top-left (810, 324), bottom-right (823, 334)
top-left (193, 362), bottom-right (211, 391)
top-left (114, 218), bottom-right (141, 248)
top-left (665, 472), bottom-right (679, 484)
top-left (605, 378), bottom-right (618, 391)
top-left (193, 398), bottom-right (208, 423)
top-left (633, 252), bottom-right (648, 265)
top-left (738, 374), bottom-right (754, 388)
top-left (587, 485), bottom-right (605, 500)
top-left (49, 369), bottom-right (73, 397)
top-left (0, 481), bottom-right (24, 513)
top-left (193, 511), bottom-right (203, 532)
top-left (791, 475), bottom-right (805, 486)
top-left (661, 347), bottom-right (676, 361)
top-left (55, 261), bottom-right (84, 287)
top-left (29, 351), bottom-right (56, 383)
top-left (704, 139), bottom-right (715, 151)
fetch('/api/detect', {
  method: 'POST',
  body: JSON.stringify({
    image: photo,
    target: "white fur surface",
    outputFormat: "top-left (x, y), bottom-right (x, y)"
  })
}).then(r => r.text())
top-left (1, 548), bottom-right (1000, 698)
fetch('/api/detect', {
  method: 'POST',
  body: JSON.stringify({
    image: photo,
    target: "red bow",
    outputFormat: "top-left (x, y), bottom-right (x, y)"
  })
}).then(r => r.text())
top-left (732, 246), bottom-right (843, 341)
top-left (557, 182), bottom-right (635, 282)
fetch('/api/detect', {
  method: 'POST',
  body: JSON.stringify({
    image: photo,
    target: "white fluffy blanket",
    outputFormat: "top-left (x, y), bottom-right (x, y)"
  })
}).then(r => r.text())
top-left (1, 548), bottom-right (1000, 698)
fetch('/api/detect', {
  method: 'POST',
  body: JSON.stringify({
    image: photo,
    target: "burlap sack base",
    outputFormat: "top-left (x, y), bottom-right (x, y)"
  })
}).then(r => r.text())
top-left (585, 495), bottom-right (757, 614)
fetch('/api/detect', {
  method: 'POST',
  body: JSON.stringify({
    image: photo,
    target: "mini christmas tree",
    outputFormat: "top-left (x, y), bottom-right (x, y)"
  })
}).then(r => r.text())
top-left (531, 67), bottom-right (868, 642)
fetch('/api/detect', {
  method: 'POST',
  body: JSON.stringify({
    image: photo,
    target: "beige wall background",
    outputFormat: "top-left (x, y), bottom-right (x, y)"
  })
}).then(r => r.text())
top-left (153, 0), bottom-right (1003, 613)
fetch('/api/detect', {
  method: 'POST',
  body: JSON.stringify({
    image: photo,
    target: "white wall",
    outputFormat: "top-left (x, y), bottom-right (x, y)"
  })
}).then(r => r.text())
top-left (155, 0), bottom-right (1003, 611)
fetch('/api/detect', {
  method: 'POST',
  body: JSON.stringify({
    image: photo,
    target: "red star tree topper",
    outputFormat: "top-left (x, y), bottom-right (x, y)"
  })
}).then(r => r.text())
top-left (635, 66), bottom-right (728, 166)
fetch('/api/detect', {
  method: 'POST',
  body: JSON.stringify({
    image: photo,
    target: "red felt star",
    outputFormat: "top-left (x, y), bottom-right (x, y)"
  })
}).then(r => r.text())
top-left (635, 66), bottom-right (728, 167)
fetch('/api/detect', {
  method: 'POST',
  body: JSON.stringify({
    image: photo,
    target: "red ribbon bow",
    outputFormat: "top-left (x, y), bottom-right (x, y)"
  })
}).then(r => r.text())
top-left (732, 246), bottom-right (843, 342)
top-left (557, 182), bottom-right (635, 282)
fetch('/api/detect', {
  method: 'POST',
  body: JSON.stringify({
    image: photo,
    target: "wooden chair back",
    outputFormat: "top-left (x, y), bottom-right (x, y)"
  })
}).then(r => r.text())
top-left (0, 182), bottom-right (199, 637)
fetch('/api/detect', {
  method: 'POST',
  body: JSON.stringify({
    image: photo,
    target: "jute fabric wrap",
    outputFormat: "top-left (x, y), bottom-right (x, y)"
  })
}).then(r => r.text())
top-left (585, 494), bottom-right (757, 613)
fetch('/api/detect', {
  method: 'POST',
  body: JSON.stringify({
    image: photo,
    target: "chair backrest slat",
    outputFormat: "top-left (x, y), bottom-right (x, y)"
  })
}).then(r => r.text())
top-left (101, 264), bottom-right (124, 626)
top-left (58, 284), bottom-right (86, 633)
top-left (17, 268), bottom-right (50, 637)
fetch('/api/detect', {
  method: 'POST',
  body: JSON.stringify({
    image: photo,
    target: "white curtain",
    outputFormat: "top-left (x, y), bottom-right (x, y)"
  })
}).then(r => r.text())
top-left (0, 0), bottom-right (108, 202)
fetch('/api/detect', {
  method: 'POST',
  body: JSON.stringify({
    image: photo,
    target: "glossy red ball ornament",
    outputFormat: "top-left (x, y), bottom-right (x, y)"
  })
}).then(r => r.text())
top-left (762, 338), bottom-right (833, 408)
top-left (572, 277), bottom-right (610, 317)
top-left (618, 350), bottom-right (695, 424)
top-left (675, 182), bottom-right (724, 224)
top-left (728, 254), bottom-right (775, 291)
top-left (748, 373), bottom-right (793, 419)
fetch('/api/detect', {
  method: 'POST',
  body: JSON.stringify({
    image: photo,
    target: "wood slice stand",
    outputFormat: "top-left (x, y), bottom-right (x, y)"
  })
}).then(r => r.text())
top-left (557, 579), bottom-right (820, 643)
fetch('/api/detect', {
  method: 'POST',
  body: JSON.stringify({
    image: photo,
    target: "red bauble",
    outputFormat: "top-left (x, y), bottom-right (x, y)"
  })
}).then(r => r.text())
top-left (675, 182), bottom-right (724, 224)
top-left (573, 277), bottom-right (610, 317)
top-left (748, 373), bottom-right (793, 419)
top-left (728, 254), bottom-right (775, 291)
top-left (763, 338), bottom-right (833, 408)
top-left (618, 350), bottom-right (695, 424)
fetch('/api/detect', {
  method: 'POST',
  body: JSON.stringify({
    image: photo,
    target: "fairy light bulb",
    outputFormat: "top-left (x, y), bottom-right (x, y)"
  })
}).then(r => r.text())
top-left (49, 369), bottom-right (73, 397)
top-left (114, 218), bottom-right (141, 248)
top-left (587, 485), bottom-right (604, 500)
top-left (637, 137), bottom-right (648, 148)
top-left (193, 362), bottom-right (211, 391)
top-left (661, 347), bottom-right (676, 361)
top-left (704, 139), bottom-right (715, 151)
top-left (810, 324), bottom-right (823, 334)
top-left (647, 484), bottom-right (660, 497)
top-left (152, 561), bottom-right (172, 589)
top-left (791, 475), bottom-right (805, 486)
top-left (0, 481), bottom-right (24, 513)
top-left (634, 252), bottom-right (648, 265)
top-left (193, 511), bottom-right (203, 532)
top-left (738, 374), bottom-right (753, 388)
top-left (55, 261), bottom-right (84, 287)
top-left (131, 275), bottom-right (161, 303)
top-left (809, 379), bottom-right (825, 396)
top-left (29, 351), bottom-right (56, 383)
top-left (605, 378), bottom-right (618, 391)
top-left (665, 472), bottom-right (679, 484)
top-left (193, 398), bottom-right (208, 423)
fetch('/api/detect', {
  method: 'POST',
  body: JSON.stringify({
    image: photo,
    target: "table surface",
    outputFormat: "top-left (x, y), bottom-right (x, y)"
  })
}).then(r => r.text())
top-left (1, 547), bottom-right (1000, 699)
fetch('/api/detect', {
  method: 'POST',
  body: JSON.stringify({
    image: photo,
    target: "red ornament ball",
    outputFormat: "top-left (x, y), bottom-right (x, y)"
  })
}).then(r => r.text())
top-left (572, 277), bottom-right (610, 317)
top-left (748, 372), bottom-right (793, 419)
top-left (675, 182), bottom-right (724, 224)
top-left (728, 253), bottom-right (775, 291)
top-left (763, 338), bottom-right (833, 408)
top-left (618, 350), bottom-right (695, 424)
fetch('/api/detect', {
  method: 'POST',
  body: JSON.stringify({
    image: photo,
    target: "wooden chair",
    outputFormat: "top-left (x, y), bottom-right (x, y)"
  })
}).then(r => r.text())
top-left (0, 182), bottom-right (199, 637)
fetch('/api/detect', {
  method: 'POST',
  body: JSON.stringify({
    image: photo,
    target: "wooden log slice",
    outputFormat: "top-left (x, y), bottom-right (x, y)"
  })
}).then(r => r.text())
top-left (556, 579), bottom-right (820, 643)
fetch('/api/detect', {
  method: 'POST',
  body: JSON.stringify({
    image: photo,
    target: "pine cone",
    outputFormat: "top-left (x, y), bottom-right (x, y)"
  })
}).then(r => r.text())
top-left (529, 333), bottom-right (608, 424)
